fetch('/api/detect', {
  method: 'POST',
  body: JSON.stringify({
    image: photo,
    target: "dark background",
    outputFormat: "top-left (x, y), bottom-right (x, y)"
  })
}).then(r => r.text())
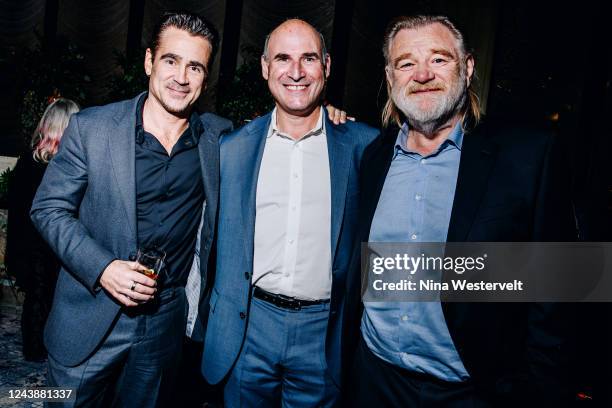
top-left (0, 0), bottom-right (610, 229)
top-left (0, 0), bottom-right (611, 405)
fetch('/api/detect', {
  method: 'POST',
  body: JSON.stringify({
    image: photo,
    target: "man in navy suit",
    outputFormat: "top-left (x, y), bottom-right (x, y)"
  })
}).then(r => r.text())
top-left (30, 12), bottom-right (231, 407)
top-left (345, 15), bottom-right (576, 407)
top-left (201, 19), bottom-right (378, 407)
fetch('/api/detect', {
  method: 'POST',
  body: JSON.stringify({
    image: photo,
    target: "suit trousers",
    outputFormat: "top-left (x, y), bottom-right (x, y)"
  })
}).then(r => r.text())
top-left (46, 287), bottom-right (187, 408)
top-left (348, 336), bottom-right (490, 408)
top-left (224, 296), bottom-right (339, 407)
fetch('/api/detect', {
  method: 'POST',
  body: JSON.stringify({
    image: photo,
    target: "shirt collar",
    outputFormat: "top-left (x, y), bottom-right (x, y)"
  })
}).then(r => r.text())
top-left (267, 106), bottom-right (325, 140)
top-left (394, 121), bottom-right (464, 158)
top-left (135, 92), bottom-right (202, 146)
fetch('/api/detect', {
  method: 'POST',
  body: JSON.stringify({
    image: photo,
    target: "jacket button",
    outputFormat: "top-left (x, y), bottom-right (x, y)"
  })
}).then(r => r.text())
top-left (239, 312), bottom-right (246, 319)
top-left (244, 272), bottom-right (250, 280)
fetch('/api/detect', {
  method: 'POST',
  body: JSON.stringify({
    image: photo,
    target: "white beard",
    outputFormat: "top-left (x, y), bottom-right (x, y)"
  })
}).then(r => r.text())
top-left (392, 67), bottom-right (467, 136)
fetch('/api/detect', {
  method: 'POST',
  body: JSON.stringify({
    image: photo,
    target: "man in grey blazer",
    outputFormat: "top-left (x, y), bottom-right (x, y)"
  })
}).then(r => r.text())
top-left (202, 19), bottom-right (378, 407)
top-left (30, 12), bottom-right (231, 407)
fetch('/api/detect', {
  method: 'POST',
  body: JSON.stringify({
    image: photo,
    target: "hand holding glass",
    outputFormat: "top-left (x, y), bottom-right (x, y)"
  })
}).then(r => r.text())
top-left (135, 248), bottom-right (166, 281)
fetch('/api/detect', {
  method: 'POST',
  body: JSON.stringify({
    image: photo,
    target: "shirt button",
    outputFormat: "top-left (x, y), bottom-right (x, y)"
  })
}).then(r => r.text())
top-left (421, 159), bottom-right (427, 164)
top-left (401, 315), bottom-right (408, 321)
top-left (284, 273), bottom-right (289, 277)
top-left (411, 234), bottom-right (417, 240)
top-left (415, 194), bottom-right (422, 201)
top-left (239, 312), bottom-right (246, 319)
top-left (288, 239), bottom-right (294, 244)
top-left (293, 173), bottom-right (298, 179)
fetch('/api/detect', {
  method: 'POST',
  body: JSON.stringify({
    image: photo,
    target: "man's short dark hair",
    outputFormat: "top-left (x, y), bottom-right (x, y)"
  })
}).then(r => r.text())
top-left (149, 11), bottom-right (219, 64)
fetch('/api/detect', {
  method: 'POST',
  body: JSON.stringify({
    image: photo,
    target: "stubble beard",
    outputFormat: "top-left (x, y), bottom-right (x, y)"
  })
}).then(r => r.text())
top-left (392, 66), bottom-right (468, 137)
top-left (159, 95), bottom-right (192, 117)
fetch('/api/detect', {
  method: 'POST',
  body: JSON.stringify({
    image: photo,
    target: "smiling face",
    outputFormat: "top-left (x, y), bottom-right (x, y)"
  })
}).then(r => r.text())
top-left (144, 26), bottom-right (212, 116)
top-left (261, 20), bottom-right (330, 117)
top-left (386, 23), bottom-right (473, 134)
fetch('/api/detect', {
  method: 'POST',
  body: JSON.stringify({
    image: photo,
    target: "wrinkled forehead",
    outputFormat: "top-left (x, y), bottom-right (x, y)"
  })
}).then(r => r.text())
top-left (268, 22), bottom-right (323, 56)
top-left (390, 23), bottom-right (461, 60)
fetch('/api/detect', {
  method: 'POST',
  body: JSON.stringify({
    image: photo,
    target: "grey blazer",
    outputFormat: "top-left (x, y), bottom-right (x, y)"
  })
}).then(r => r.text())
top-left (30, 93), bottom-right (232, 366)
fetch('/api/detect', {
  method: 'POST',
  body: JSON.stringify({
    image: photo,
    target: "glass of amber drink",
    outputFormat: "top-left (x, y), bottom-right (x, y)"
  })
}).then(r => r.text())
top-left (135, 248), bottom-right (166, 281)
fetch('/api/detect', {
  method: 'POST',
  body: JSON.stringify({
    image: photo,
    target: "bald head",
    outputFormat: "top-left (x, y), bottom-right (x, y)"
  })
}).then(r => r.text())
top-left (260, 18), bottom-right (331, 121)
top-left (263, 19), bottom-right (328, 62)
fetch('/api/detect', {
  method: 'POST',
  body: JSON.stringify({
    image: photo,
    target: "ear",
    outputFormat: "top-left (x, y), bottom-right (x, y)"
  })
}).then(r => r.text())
top-left (324, 54), bottom-right (331, 79)
top-left (261, 55), bottom-right (269, 80)
top-left (385, 65), bottom-right (393, 87)
top-left (465, 54), bottom-right (475, 87)
top-left (144, 48), bottom-right (153, 77)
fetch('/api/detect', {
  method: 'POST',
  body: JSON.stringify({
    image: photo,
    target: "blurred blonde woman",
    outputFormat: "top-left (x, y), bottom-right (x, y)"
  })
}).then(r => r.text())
top-left (6, 98), bottom-right (79, 361)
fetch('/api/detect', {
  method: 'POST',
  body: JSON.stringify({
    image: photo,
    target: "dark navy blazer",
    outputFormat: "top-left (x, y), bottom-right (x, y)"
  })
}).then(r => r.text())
top-left (344, 119), bottom-right (578, 405)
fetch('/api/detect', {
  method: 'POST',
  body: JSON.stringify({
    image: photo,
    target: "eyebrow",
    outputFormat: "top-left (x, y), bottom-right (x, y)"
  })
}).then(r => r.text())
top-left (272, 52), bottom-right (321, 60)
top-left (272, 53), bottom-right (289, 61)
top-left (392, 49), bottom-right (457, 65)
top-left (160, 52), bottom-right (208, 75)
top-left (430, 49), bottom-right (456, 59)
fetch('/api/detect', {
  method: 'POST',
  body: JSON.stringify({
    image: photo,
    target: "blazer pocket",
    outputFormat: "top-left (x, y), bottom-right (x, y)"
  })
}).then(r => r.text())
top-left (209, 287), bottom-right (220, 314)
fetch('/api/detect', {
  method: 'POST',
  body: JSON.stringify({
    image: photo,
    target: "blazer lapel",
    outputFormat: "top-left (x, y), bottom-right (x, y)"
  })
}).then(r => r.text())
top-left (198, 117), bottom-right (220, 233)
top-left (361, 127), bottom-right (397, 240)
top-left (242, 114), bottom-right (271, 267)
top-left (446, 124), bottom-right (498, 242)
top-left (325, 115), bottom-right (352, 261)
top-left (108, 95), bottom-right (140, 240)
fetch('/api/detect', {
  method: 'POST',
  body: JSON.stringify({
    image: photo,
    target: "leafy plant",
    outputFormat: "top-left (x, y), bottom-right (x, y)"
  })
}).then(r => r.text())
top-left (105, 49), bottom-right (149, 103)
top-left (216, 46), bottom-right (274, 126)
top-left (14, 33), bottom-right (90, 146)
top-left (0, 166), bottom-right (14, 209)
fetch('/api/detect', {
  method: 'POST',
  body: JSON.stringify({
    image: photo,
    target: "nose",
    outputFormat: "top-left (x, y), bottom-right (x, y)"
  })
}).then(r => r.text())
top-left (413, 63), bottom-right (435, 84)
top-left (175, 64), bottom-right (188, 85)
top-left (287, 60), bottom-right (305, 81)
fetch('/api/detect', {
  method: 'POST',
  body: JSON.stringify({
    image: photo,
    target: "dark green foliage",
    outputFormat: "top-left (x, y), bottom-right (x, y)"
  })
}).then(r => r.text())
top-left (15, 34), bottom-right (90, 146)
top-left (105, 49), bottom-right (149, 103)
top-left (0, 167), bottom-right (14, 209)
top-left (216, 46), bottom-right (274, 126)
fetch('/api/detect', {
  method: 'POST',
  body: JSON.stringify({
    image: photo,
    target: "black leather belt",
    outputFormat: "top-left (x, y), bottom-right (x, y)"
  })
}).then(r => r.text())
top-left (253, 286), bottom-right (330, 310)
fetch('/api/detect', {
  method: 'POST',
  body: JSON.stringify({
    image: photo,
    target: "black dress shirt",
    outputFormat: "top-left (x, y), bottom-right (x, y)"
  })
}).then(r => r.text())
top-left (134, 94), bottom-right (204, 286)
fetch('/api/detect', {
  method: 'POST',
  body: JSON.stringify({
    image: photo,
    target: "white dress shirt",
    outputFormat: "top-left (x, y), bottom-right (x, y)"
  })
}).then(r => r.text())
top-left (185, 202), bottom-right (205, 337)
top-left (252, 107), bottom-right (332, 300)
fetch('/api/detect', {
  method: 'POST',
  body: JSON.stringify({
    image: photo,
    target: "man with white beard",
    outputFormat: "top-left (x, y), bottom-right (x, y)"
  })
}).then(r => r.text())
top-left (344, 15), bottom-right (576, 407)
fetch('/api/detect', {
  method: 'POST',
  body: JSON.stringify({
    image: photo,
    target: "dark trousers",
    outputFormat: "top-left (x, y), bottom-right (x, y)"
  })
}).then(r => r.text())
top-left (46, 287), bottom-right (187, 408)
top-left (348, 336), bottom-right (490, 408)
top-left (173, 337), bottom-right (223, 407)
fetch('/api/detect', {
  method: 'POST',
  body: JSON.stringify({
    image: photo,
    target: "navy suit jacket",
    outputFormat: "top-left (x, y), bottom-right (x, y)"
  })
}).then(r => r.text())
top-left (344, 119), bottom-right (578, 405)
top-left (30, 93), bottom-right (232, 367)
top-left (202, 110), bottom-right (378, 386)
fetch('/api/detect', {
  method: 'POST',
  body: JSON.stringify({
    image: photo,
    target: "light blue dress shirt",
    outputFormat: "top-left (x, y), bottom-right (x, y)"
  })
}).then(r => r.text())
top-left (361, 122), bottom-right (470, 382)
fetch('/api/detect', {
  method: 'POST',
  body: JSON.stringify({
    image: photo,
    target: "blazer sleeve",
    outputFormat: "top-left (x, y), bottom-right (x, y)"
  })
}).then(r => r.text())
top-left (525, 133), bottom-right (576, 405)
top-left (30, 115), bottom-right (116, 294)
